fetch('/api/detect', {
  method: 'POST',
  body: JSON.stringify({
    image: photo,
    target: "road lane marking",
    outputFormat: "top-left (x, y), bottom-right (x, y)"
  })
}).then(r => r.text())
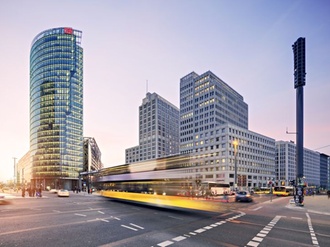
top-left (168, 215), bottom-right (183, 220)
top-left (100, 219), bottom-right (109, 222)
top-left (203, 226), bottom-right (213, 230)
top-left (246, 215), bottom-right (281, 247)
top-left (121, 224), bottom-right (138, 231)
top-left (195, 228), bottom-right (206, 233)
top-left (154, 212), bottom-right (245, 247)
top-left (308, 209), bottom-right (330, 216)
top-left (172, 236), bottom-right (186, 242)
top-left (157, 240), bottom-right (173, 246)
top-left (75, 213), bottom-right (87, 217)
top-left (251, 206), bottom-right (262, 211)
top-left (216, 220), bottom-right (226, 225)
top-left (306, 213), bottom-right (319, 246)
top-left (130, 223), bottom-right (144, 229)
top-left (0, 218), bottom-right (99, 236)
top-left (98, 211), bottom-right (105, 214)
top-left (86, 219), bottom-right (99, 222)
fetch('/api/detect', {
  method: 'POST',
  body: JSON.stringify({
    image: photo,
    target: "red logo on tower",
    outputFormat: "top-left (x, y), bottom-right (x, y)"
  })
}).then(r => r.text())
top-left (64, 28), bottom-right (73, 35)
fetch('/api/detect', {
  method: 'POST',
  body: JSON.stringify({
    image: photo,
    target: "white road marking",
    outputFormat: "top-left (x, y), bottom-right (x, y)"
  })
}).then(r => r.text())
top-left (168, 215), bottom-right (183, 220)
top-left (172, 236), bottom-right (186, 242)
top-left (246, 241), bottom-right (259, 247)
top-left (154, 212), bottom-right (245, 247)
top-left (121, 224), bottom-right (138, 231)
top-left (251, 206), bottom-right (262, 211)
top-left (74, 213), bottom-right (86, 217)
top-left (306, 213), bottom-right (319, 246)
top-left (98, 211), bottom-right (105, 214)
top-left (86, 219), bottom-right (99, 222)
top-left (246, 215), bottom-right (281, 247)
top-left (308, 209), bottom-right (330, 216)
top-left (130, 223), bottom-right (144, 229)
top-left (157, 240), bottom-right (173, 246)
top-left (100, 219), bottom-right (109, 222)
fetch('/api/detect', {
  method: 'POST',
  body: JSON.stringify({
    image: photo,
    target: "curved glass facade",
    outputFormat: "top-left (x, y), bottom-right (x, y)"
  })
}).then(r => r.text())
top-left (30, 27), bottom-right (83, 189)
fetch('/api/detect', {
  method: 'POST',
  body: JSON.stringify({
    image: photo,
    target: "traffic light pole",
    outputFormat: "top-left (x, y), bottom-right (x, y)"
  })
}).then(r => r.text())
top-left (292, 37), bottom-right (306, 207)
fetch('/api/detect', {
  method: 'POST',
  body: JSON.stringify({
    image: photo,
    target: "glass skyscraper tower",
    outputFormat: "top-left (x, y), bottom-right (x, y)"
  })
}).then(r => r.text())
top-left (30, 27), bottom-right (83, 190)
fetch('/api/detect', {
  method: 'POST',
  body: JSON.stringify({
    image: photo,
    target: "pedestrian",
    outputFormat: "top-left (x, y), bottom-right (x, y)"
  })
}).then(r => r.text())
top-left (327, 190), bottom-right (330, 199)
top-left (223, 191), bottom-right (229, 203)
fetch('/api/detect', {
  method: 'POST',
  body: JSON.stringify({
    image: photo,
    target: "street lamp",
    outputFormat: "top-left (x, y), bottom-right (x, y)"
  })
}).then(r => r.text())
top-left (12, 157), bottom-right (17, 184)
top-left (233, 140), bottom-right (238, 190)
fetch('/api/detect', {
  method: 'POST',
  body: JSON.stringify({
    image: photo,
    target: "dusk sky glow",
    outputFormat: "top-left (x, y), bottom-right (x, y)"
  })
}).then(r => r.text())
top-left (1, 0), bottom-right (329, 182)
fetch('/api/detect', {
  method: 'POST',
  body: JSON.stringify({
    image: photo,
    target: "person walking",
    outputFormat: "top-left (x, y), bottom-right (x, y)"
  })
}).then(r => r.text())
top-left (327, 190), bottom-right (330, 199)
top-left (223, 191), bottom-right (229, 203)
top-left (21, 187), bottom-right (25, 197)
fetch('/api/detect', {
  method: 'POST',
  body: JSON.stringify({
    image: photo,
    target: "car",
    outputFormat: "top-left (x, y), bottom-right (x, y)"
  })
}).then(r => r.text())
top-left (57, 189), bottom-right (70, 197)
top-left (49, 189), bottom-right (58, 193)
top-left (0, 195), bottom-right (11, 205)
top-left (235, 190), bottom-right (253, 202)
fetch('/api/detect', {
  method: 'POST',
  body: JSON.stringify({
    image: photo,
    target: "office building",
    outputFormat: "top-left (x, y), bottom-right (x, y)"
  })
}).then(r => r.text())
top-left (30, 27), bottom-right (83, 190)
top-left (179, 71), bottom-right (248, 155)
top-left (187, 123), bottom-right (276, 188)
top-left (126, 92), bottom-right (180, 163)
top-left (16, 151), bottom-right (32, 186)
top-left (275, 141), bottom-right (320, 186)
top-left (320, 153), bottom-right (329, 189)
top-left (83, 137), bottom-right (103, 172)
top-left (178, 70), bottom-right (275, 189)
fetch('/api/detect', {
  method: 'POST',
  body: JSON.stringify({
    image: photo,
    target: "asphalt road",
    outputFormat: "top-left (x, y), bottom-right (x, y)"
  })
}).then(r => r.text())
top-left (0, 192), bottom-right (329, 247)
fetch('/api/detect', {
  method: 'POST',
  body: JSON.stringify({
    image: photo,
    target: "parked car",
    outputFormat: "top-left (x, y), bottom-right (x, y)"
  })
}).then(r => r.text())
top-left (57, 189), bottom-right (70, 197)
top-left (235, 190), bottom-right (253, 202)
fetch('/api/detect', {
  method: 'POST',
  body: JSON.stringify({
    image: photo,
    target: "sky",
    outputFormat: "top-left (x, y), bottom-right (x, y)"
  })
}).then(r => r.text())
top-left (0, 0), bottom-right (329, 182)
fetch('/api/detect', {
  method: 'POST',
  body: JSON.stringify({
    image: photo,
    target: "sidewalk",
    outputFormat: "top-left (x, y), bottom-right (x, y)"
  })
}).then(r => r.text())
top-left (0, 191), bottom-right (48, 199)
top-left (302, 194), bottom-right (330, 215)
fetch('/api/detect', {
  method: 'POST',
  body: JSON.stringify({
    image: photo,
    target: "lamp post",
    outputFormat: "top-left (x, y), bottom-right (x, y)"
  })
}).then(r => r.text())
top-left (12, 157), bottom-right (17, 184)
top-left (233, 140), bottom-right (238, 190)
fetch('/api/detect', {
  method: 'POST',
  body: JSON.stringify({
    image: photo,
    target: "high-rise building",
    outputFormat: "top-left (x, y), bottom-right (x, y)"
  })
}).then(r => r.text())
top-left (179, 71), bottom-right (248, 154)
top-left (320, 153), bottom-right (329, 189)
top-left (178, 71), bottom-right (274, 189)
top-left (30, 27), bottom-right (83, 190)
top-left (275, 141), bottom-right (320, 187)
top-left (126, 92), bottom-right (180, 163)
